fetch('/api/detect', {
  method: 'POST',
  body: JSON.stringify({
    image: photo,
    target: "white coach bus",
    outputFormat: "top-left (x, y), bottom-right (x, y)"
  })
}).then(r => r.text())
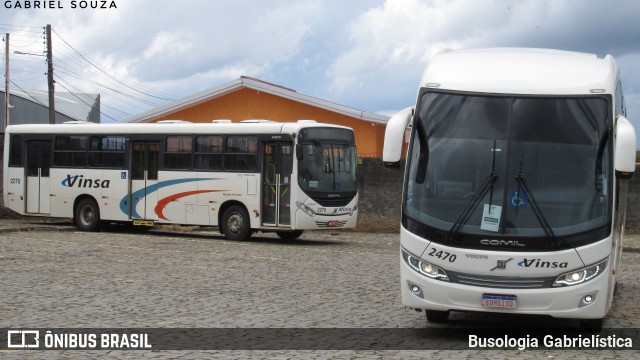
top-left (3, 120), bottom-right (358, 240)
top-left (383, 48), bottom-right (636, 330)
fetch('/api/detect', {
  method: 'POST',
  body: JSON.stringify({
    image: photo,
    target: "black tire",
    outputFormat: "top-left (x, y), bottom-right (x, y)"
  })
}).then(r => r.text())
top-left (580, 318), bottom-right (603, 332)
top-left (426, 310), bottom-right (450, 323)
top-left (221, 205), bottom-right (251, 241)
top-left (276, 230), bottom-right (303, 241)
top-left (75, 198), bottom-right (101, 232)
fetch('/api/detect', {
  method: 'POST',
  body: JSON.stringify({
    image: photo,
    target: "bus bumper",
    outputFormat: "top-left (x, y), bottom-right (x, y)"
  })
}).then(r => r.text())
top-left (400, 258), bottom-right (611, 320)
top-left (294, 209), bottom-right (358, 230)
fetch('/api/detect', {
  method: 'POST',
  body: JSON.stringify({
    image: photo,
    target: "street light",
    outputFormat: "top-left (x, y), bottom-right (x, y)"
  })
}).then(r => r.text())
top-left (14, 51), bottom-right (46, 57)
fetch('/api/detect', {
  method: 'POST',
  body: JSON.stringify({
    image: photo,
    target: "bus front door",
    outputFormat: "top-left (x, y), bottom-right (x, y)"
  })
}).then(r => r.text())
top-left (129, 141), bottom-right (160, 221)
top-left (262, 143), bottom-right (293, 227)
top-left (26, 140), bottom-right (51, 214)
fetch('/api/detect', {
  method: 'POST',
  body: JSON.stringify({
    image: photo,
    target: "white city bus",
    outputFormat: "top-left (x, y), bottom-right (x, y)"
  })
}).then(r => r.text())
top-left (3, 120), bottom-right (358, 240)
top-left (383, 48), bottom-right (636, 330)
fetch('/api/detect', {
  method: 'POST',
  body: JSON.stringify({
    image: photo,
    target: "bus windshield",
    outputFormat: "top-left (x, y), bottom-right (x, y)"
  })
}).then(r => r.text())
top-left (297, 128), bottom-right (357, 197)
top-left (405, 92), bottom-right (612, 246)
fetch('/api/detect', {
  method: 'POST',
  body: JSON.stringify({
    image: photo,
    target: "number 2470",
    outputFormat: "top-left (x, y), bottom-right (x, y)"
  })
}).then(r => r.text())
top-left (428, 248), bottom-right (457, 262)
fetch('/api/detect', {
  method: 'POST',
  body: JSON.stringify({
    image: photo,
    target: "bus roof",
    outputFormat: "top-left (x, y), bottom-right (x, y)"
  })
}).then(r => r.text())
top-left (420, 48), bottom-right (619, 95)
top-left (5, 120), bottom-right (353, 136)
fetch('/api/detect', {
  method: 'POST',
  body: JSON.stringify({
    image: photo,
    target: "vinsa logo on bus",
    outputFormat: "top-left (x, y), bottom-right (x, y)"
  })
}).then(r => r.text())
top-left (61, 175), bottom-right (111, 188)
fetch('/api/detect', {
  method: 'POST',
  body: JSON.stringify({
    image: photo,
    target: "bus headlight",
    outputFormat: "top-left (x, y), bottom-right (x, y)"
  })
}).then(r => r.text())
top-left (402, 249), bottom-right (449, 281)
top-left (295, 201), bottom-right (316, 217)
top-left (553, 259), bottom-right (607, 287)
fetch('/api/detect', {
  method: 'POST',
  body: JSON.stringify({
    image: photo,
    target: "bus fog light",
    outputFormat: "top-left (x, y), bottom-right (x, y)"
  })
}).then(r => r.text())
top-left (402, 249), bottom-right (449, 281)
top-left (579, 292), bottom-right (597, 307)
top-left (407, 281), bottom-right (423, 298)
top-left (553, 259), bottom-right (607, 287)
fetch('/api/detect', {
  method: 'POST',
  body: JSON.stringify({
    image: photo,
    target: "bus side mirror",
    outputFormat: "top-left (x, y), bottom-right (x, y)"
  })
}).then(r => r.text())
top-left (383, 106), bottom-right (413, 169)
top-left (614, 115), bottom-right (636, 179)
top-left (296, 144), bottom-right (303, 161)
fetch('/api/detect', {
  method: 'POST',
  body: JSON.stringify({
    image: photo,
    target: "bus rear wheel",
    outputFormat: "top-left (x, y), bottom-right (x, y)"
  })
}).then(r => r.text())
top-left (221, 205), bottom-right (251, 241)
top-left (276, 230), bottom-right (303, 241)
top-left (75, 198), bottom-right (101, 232)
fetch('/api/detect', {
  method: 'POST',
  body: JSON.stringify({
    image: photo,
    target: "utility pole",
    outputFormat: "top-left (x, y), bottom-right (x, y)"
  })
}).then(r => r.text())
top-left (46, 24), bottom-right (55, 124)
top-left (4, 33), bottom-right (8, 129)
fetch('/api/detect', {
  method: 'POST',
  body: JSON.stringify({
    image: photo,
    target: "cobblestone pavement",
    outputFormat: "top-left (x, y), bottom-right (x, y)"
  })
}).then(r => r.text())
top-left (1, 219), bottom-right (639, 359)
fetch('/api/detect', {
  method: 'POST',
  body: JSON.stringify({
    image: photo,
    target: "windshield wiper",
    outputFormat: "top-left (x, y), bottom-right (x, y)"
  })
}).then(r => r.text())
top-left (514, 148), bottom-right (557, 243)
top-left (447, 140), bottom-right (499, 241)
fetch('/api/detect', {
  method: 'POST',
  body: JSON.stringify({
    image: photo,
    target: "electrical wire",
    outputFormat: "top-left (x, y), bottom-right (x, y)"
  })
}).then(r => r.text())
top-left (6, 24), bottom-right (180, 123)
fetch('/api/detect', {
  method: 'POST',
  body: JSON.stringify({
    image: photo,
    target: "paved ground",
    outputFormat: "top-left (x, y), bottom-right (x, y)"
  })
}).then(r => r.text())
top-left (1, 217), bottom-right (639, 359)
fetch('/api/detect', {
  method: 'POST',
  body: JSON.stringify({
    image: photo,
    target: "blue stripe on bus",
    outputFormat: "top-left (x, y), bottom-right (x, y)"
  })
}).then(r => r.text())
top-left (119, 178), bottom-right (217, 219)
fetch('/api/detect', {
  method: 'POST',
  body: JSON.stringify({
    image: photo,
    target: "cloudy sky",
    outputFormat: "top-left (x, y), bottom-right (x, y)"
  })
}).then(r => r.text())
top-left (2, 0), bottom-right (640, 141)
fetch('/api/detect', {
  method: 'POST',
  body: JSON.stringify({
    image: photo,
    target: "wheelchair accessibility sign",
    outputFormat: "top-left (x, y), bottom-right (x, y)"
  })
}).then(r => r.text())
top-left (510, 190), bottom-right (527, 208)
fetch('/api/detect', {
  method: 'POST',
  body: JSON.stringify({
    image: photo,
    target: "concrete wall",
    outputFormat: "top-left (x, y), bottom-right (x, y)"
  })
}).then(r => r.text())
top-left (354, 158), bottom-right (404, 232)
top-left (627, 165), bottom-right (640, 230)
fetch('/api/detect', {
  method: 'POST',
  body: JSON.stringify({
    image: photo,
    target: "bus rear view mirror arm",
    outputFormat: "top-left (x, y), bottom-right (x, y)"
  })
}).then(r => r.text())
top-left (383, 106), bottom-right (414, 168)
top-left (614, 115), bottom-right (636, 179)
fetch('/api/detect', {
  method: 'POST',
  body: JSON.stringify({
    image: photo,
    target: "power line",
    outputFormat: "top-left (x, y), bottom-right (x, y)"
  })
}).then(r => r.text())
top-left (51, 28), bottom-right (177, 102)
top-left (6, 23), bottom-right (181, 122)
top-left (54, 76), bottom-right (118, 122)
top-left (54, 64), bottom-right (164, 107)
top-left (9, 79), bottom-right (48, 107)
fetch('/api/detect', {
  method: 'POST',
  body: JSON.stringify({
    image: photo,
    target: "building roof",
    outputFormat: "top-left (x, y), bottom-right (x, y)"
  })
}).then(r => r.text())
top-left (4, 88), bottom-right (99, 122)
top-left (124, 76), bottom-right (390, 124)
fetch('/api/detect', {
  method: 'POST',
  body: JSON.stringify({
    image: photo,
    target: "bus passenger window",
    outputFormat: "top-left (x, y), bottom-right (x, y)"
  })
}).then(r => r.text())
top-left (53, 135), bottom-right (88, 167)
top-left (89, 136), bottom-right (126, 168)
top-left (165, 136), bottom-right (193, 170)
top-left (225, 136), bottom-right (257, 172)
top-left (195, 136), bottom-right (223, 171)
top-left (9, 135), bottom-right (23, 167)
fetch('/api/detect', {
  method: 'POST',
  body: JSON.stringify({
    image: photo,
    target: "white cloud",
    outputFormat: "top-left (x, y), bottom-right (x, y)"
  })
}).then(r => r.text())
top-left (143, 31), bottom-right (193, 59)
top-left (2, 0), bottom-right (640, 128)
top-left (325, 0), bottom-right (640, 115)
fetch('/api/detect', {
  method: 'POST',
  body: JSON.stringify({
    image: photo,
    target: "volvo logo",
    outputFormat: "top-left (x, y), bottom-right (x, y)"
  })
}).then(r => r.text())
top-left (480, 239), bottom-right (525, 247)
top-left (491, 258), bottom-right (513, 271)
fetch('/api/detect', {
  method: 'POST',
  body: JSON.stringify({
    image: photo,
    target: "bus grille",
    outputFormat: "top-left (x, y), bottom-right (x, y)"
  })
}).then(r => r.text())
top-left (315, 220), bottom-right (348, 228)
top-left (311, 197), bottom-right (353, 207)
top-left (447, 271), bottom-right (556, 289)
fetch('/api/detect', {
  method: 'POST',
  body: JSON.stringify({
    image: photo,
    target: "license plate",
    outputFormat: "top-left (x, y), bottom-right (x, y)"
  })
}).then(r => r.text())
top-left (327, 220), bottom-right (340, 227)
top-left (482, 294), bottom-right (517, 309)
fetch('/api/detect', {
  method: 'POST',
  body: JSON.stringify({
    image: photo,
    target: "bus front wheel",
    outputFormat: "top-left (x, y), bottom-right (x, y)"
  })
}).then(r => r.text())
top-left (580, 318), bottom-right (603, 332)
top-left (276, 230), bottom-right (303, 241)
top-left (221, 205), bottom-right (251, 241)
top-left (75, 198), bottom-right (101, 232)
top-left (425, 310), bottom-right (450, 323)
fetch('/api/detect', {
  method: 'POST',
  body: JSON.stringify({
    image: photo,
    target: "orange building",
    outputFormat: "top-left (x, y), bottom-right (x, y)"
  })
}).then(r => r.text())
top-left (125, 76), bottom-right (390, 158)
